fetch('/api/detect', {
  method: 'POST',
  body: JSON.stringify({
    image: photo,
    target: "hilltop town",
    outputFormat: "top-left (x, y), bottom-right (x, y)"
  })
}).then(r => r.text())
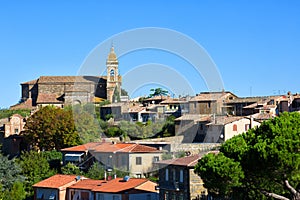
top-left (0, 47), bottom-right (299, 200)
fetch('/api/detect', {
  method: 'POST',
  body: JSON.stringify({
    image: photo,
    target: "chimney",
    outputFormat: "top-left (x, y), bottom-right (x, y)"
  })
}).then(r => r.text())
top-left (250, 116), bottom-right (254, 129)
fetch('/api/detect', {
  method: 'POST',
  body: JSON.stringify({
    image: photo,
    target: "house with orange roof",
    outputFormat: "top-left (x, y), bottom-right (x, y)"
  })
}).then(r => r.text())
top-left (61, 142), bottom-right (102, 170)
top-left (89, 177), bottom-right (158, 200)
top-left (89, 142), bottom-right (163, 178)
top-left (32, 174), bottom-right (83, 200)
top-left (61, 142), bottom-right (164, 178)
top-left (33, 174), bottom-right (158, 200)
top-left (156, 154), bottom-right (207, 200)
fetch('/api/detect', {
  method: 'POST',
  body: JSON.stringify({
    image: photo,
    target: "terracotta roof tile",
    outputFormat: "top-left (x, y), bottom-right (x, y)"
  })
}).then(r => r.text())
top-left (38, 76), bottom-right (105, 83)
top-left (61, 142), bottom-right (102, 152)
top-left (157, 154), bottom-right (202, 167)
top-left (207, 116), bottom-right (243, 125)
top-left (68, 179), bottom-right (106, 190)
top-left (36, 93), bottom-right (63, 104)
top-left (93, 143), bottom-right (160, 153)
top-left (92, 178), bottom-right (150, 193)
top-left (10, 98), bottom-right (34, 110)
top-left (33, 174), bottom-right (78, 189)
top-left (61, 142), bottom-right (160, 154)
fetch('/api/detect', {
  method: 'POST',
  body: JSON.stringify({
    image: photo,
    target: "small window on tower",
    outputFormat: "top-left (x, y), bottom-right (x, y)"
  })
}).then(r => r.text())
top-left (110, 69), bottom-right (115, 77)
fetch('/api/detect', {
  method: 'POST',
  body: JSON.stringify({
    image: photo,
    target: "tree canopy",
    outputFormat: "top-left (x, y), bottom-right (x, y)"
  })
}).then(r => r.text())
top-left (148, 88), bottom-right (169, 98)
top-left (18, 151), bottom-right (56, 198)
top-left (195, 112), bottom-right (300, 200)
top-left (21, 106), bottom-right (82, 151)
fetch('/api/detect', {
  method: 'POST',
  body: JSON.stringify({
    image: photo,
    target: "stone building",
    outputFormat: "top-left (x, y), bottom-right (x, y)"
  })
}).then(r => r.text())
top-left (157, 154), bottom-right (207, 200)
top-left (0, 114), bottom-right (26, 157)
top-left (11, 47), bottom-right (122, 109)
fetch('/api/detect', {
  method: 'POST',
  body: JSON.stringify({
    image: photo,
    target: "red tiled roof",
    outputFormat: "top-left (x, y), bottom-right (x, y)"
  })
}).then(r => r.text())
top-left (92, 178), bottom-right (149, 193)
top-left (38, 76), bottom-right (105, 83)
top-left (33, 174), bottom-right (78, 189)
top-left (61, 142), bottom-right (102, 152)
top-left (68, 179), bottom-right (106, 190)
top-left (10, 98), bottom-right (34, 110)
top-left (61, 142), bottom-right (160, 153)
top-left (93, 143), bottom-right (159, 153)
top-left (156, 154), bottom-right (202, 167)
top-left (36, 93), bottom-right (63, 104)
top-left (207, 116), bottom-right (243, 125)
top-left (33, 176), bottom-right (158, 193)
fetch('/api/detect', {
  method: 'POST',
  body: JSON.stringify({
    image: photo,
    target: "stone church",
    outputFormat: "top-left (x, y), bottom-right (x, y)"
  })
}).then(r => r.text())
top-left (11, 47), bottom-right (122, 109)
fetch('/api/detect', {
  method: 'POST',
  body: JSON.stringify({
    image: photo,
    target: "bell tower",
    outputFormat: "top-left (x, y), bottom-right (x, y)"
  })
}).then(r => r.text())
top-left (106, 46), bottom-right (121, 102)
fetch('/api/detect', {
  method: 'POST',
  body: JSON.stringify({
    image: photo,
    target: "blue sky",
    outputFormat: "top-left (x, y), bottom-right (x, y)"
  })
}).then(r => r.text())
top-left (0, 1), bottom-right (300, 108)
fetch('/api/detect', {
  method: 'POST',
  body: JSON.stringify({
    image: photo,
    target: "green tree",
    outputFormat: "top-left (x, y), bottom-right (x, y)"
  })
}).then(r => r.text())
top-left (0, 153), bottom-right (24, 191)
top-left (195, 112), bottom-right (300, 200)
top-left (22, 106), bottom-right (82, 151)
top-left (18, 151), bottom-right (56, 198)
top-left (42, 150), bottom-right (63, 171)
top-left (61, 162), bottom-right (81, 175)
top-left (161, 115), bottom-right (176, 137)
top-left (7, 182), bottom-right (26, 200)
top-left (0, 109), bottom-right (31, 119)
top-left (148, 88), bottom-right (169, 100)
top-left (72, 105), bottom-right (102, 143)
top-left (85, 162), bottom-right (105, 180)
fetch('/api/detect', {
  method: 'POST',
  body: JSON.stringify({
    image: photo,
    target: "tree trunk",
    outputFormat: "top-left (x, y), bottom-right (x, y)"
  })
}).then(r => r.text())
top-left (285, 180), bottom-right (300, 200)
top-left (261, 191), bottom-right (289, 200)
top-left (261, 180), bottom-right (300, 200)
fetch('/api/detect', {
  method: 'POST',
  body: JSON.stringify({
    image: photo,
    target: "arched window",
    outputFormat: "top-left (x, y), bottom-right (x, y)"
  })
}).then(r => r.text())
top-left (110, 69), bottom-right (115, 77)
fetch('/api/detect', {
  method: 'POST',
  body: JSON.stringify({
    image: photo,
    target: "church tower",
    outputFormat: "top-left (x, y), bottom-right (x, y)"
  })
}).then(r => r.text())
top-left (106, 46), bottom-right (122, 102)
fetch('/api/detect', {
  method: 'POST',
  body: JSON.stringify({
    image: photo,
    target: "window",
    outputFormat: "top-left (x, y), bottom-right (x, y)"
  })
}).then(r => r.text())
top-left (153, 156), bottom-right (159, 162)
top-left (245, 124), bottom-right (250, 131)
top-left (180, 170), bottom-right (184, 182)
top-left (233, 124), bottom-right (237, 131)
top-left (110, 69), bottom-right (115, 76)
top-left (165, 168), bottom-right (169, 181)
top-left (14, 128), bottom-right (19, 134)
top-left (136, 157), bottom-right (142, 165)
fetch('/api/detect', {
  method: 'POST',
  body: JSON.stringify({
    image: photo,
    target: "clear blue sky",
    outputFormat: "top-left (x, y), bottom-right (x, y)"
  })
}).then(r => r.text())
top-left (1, 1), bottom-right (299, 108)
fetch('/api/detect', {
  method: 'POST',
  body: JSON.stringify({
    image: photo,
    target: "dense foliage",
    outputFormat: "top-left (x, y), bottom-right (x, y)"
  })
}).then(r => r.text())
top-left (0, 154), bottom-right (24, 191)
top-left (71, 104), bottom-right (102, 143)
top-left (18, 151), bottom-right (56, 198)
top-left (148, 87), bottom-right (169, 98)
top-left (21, 106), bottom-right (82, 151)
top-left (0, 108), bottom-right (31, 119)
top-left (195, 112), bottom-right (300, 200)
